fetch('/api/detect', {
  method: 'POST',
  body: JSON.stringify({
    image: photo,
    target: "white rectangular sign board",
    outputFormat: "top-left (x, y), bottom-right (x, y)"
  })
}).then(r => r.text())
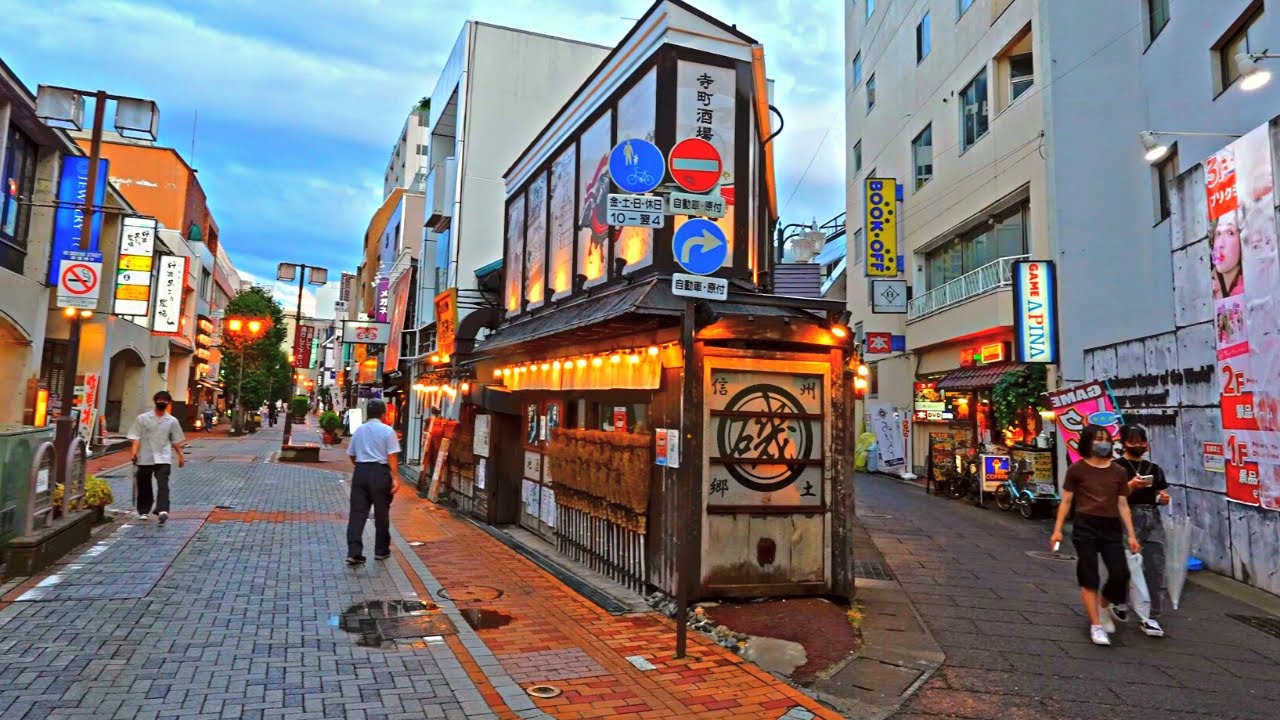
top-left (667, 191), bottom-right (725, 218)
top-left (341, 321), bottom-right (391, 345)
top-left (607, 194), bottom-right (664, 228)
top-left (56, 260), bottom-right (103, 309)
top-left (672, 273), bottom-right (728, 300)
top-left (871, 279), bottom-right (908, 314)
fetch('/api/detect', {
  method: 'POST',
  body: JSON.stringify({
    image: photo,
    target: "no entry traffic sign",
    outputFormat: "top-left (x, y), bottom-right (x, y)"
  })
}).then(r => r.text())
top-left (668, 137), bottom-right (722, 194)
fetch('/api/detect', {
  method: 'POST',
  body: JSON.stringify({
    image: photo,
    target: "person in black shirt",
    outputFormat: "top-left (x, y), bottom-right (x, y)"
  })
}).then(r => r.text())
top-left (1115, 424), bottom-right (1169, 637)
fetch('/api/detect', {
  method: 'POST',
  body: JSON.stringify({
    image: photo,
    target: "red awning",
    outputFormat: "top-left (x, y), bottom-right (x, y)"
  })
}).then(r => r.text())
top-left (935, 363), bottom-right (1020, 391)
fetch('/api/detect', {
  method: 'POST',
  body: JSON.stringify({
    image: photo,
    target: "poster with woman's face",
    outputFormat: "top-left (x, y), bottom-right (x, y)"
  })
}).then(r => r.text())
top-left (578, 114), bottom-right (612, 288)
top-left (525, 403), bottom-right (538, 446)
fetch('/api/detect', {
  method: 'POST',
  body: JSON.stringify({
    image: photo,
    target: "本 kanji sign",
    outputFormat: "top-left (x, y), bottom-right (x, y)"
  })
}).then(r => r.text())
top-left (435, 288), bottom-right (458, 358)
top-left (866, 332), bottom-right (892, 354)
top-left (151, 255), bottom-right (187, 335)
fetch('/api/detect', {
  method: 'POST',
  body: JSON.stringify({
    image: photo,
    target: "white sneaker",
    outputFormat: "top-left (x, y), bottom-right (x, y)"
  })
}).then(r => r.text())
top-left (158, 511), bottom-right (168, 525)
top-left (1090, 625), bottom-right (1111, 646)
top-left (1140, 618), bottom-right (1165, 637)
top-left (1098, 605), bottom-right (1116, 633)
top-left (137, 513), bottom-right (148, 521)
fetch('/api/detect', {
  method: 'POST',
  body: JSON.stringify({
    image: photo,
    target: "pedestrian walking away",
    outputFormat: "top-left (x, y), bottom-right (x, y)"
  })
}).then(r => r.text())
top-left (127, 390), bottom-right (186, 525)
top-left (267, 401), bottom-right (278, 427)
top-left (1116, 423), bottom-right (1169, 637)
top-left (1049, 424), bottom-right (1141, 646)
top-left (201, 401), bottom-right (214, 432)
top-left (345, 399), bottom-right (401, 566)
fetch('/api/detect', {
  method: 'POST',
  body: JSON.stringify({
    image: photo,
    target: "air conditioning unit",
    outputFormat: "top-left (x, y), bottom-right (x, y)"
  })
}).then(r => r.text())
top-left (426, 157), bottom-right (457, 232)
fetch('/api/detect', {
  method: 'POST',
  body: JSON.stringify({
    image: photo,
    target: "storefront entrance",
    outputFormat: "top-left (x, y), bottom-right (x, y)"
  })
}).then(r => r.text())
top-left (519, 398), bottom-right (563, 540)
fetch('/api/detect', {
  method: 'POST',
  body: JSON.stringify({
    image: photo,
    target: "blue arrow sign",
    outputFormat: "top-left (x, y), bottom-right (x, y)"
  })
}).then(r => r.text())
top-left (672, 219), bottom-right (728, 276)
top-left (609, 138), bottom-right (664, 194)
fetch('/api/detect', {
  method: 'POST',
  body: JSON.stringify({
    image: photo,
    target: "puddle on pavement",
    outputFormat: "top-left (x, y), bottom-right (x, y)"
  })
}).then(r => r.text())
top-left (459, 608), bottom-right (513, 630)
top-left (338, 599), bottom-right (436, 648)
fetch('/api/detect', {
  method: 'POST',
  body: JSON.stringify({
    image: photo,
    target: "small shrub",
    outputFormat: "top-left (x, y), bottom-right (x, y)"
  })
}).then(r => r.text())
top-left (319, 411), bottom-right (342, 433)
top-left (84, 476), bottom-right (114, 508)
top-left (846, 603), bottom-right (866, 631)
top-left (290, 396), bottom-right (310, 418)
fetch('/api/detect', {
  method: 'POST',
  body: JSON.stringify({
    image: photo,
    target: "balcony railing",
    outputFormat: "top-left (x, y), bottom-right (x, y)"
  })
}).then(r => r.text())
top-left (907, 254), bottom-right (1028, 322)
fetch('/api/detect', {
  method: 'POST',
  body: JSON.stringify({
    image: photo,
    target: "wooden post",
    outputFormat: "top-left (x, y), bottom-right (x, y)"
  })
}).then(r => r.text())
top-left (675, 300), bottom-right (698, 658)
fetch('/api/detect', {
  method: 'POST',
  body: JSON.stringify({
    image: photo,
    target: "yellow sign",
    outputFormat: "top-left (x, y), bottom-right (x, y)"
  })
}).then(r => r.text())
top-left (119, 255), bottom-right (153, 271)
top-left (115, 284), bottom-right (149, 301)
top-left (865, 178), bottom-right (897, 277)
top-left (435, 288), bottom-right (458, 358)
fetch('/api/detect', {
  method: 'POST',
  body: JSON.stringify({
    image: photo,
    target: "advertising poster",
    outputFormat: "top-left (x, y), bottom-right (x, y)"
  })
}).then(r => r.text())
top-left (1045, 381), bottom-right (1123, 464)
top-left (869, 403), bottom-right (905, 469)
top-left (614, 68), bottom-right (657, 273)
top-left (525, 172), bottom-right (548, 308)
top-left (296, 324), bottom-right (316, 369)
top-left (473, 414), bottom-right (491, 457)
top-left (673, 62), bottom-right (736, 266)
top-left (385, 271), bottom-right (411, 371)
top-left (1204, 125), bottom-right (1280, 508)
top-left (434, 288), bottom-right (457, 357)
top-left (151, 255), bottom-right (187, 335)
top-left (578, 115), bottom-right (611, 288)
top-left (505, 194), bottom-right (525, 316)
top-left (656, 429), bottom-right (668, 466)
top-left (549, 145), bottom-right (577, 299)
top-left (48, 157), bottom-right (108, 286)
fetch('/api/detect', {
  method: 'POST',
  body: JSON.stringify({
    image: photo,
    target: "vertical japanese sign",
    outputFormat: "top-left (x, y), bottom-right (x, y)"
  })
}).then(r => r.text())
top-left (615, 68), bottom-right (657, 273)
top-left (1012, 260), bottom-right (1059, 363)
top-left (434, 288), bottom-right (458, 358)
top-left (113, 216), bottom-right (156, 320)
top-left (525, 172), bottom-right (548, 309)
top-left (151, 255), bottom-right (187, 335)
top-left (1204, 125), bottom-right (1280, 508)
top-left (296, 324), bottom-right (317, 369)
top-left (865, 178), bottom-right (898, 276)
top-left (549, 145), bottom-right (577, 299)
top-left (1045, 381), bottom-right (1123, 464)
top-left (674, 62), bottom-right (736, 267)
top-left (385, 271), bottom-right (411, 371)
top-left (374, 276), bottom-right (390, 323)
top-left (47, 156), bottom-right (108, 285)
top-left (505, 193), bottom-right (526, 315)
top-left (869, 403), bottom-right (905, 469)
top-left (705, 368), bottom-right (826, 507)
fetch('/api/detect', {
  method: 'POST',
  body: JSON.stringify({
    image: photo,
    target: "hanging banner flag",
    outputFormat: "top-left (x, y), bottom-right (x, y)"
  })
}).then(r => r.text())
top-left (47, 156), bottom-right (109, 286)
top-left (1045, 380), bottom-right (1124, 464)
top-left (1202, 124), bottom-right (1280, 508)
top-left (113, 216), bottom-right (157, 320)
top-left (296, 324), bottom-right (316, 369)
top-left (151, 255), bottom-right (188, 336)
top-left (375, 276), bottom-right (390, 323)
top-left (1012, 260), bottom-right (1059, 363)
top-left (865, 178), bottom-right (898, 277)
top-left (384, 271), bottom-right (412, 371)
top-left (435, 288), bottom-right (458, 358)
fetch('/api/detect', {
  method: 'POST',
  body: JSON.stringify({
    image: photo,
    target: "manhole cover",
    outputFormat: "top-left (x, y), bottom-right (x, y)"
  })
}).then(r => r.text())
top-left (1227, 613), bottom-right (1280, 640)
top-left (853, 560), bottom-right (895, 580)
top-left (858, 512), bottom-right (893, 519)
top-left (438, 585), bottom-right (504, 603)
top-left (526, 685), bottom-right (561, 699)
top-left (1025, 550), bottom-right (1077, 562)
top-left (376, 614), bottom-right (457, 639)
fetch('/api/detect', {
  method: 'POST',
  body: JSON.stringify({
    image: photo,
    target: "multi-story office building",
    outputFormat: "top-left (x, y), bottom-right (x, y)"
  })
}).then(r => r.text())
top-left (384, 103), bottom-right (430, 198)
top-left (845, 0), bottom-right (1280, 595)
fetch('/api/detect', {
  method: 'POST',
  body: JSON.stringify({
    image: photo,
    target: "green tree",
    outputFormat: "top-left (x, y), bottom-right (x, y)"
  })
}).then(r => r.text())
top-left (219, 286), bottom-right (289, 412)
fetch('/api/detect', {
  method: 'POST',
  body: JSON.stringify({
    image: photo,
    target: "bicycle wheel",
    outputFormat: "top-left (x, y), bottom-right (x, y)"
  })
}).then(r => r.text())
top-left (994, 485), bottom-right (1013, 511)
top-left (1019, 498), bottom-right (1037, 519)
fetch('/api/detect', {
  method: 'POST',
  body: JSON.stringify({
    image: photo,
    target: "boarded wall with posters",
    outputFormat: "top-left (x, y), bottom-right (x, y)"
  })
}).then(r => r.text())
top-left (1082, 116), bottom-right (1280, 596)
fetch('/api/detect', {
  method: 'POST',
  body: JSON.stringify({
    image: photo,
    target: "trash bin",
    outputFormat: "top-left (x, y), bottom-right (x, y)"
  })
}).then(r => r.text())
top-left (0, 425), bottom-right (56, 548)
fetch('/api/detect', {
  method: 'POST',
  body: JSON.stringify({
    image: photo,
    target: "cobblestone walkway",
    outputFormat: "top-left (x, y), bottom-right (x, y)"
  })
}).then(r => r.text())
top-left (856, 474), bottom-right (1280, 720)
top-left (0, 429), bottom-right (831, 719)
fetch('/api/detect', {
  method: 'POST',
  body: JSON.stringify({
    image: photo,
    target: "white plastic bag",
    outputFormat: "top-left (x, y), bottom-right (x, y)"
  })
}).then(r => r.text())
top-left (1126, 550), bottom-right (1151, 622)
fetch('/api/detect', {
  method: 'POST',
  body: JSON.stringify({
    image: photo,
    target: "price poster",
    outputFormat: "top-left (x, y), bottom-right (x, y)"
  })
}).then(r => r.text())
top-left (1204, 126), bottom-right (1280, 509)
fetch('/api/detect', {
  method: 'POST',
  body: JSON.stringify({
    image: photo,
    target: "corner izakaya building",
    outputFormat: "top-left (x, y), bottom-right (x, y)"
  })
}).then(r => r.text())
top-left (426, 0), bottom-right (861, 601)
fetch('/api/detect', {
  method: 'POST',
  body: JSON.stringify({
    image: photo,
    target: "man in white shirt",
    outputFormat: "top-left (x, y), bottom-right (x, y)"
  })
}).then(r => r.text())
top-left (127, 391), bottom-right (185, 525)
top-left (345, 399), bottom-right (401, 565)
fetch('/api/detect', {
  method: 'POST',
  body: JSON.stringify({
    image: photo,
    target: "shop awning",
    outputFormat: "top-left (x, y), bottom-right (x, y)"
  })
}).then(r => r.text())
top-left (935, 363), bottom-right (1020, 391)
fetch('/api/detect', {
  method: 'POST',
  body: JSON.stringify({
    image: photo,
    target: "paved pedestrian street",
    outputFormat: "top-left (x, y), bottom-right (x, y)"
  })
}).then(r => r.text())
top-left (0, 429), bottom-right (835, 720)
top-left (856, 474), bottom-right (1280, 720)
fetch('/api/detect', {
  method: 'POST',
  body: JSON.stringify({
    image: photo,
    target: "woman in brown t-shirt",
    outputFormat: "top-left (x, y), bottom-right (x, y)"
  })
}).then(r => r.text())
top-left (1049, 424), bottom-right (1142, 646)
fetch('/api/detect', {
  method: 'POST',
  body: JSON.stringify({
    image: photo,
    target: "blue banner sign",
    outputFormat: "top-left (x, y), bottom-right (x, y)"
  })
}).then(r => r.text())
top-left (47, 156), bottom-right (108, 286)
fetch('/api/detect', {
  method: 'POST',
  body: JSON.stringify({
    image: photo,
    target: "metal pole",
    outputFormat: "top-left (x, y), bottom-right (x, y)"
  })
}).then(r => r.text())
top-left (675, 300), bottom-right (697, 658)
top-left (55, 91), bottom-right (108, 484)
top-left (234, 345), bottom-right (246, 434)
top-left (281, 264), bottom-right (306, 447)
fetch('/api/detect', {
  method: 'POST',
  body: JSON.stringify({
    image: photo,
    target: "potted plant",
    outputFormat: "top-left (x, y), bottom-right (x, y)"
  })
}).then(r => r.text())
top-left (319, 410), bottom-right (342, 445)
top-left (290, 396), bottom-right (310, 423)
top-left (84, 476), bottom-right (114, 523)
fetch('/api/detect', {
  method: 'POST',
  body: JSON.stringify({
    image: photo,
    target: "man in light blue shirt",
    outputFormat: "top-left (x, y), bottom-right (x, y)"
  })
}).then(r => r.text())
top-left (345, 399), bottom-right (401, 565)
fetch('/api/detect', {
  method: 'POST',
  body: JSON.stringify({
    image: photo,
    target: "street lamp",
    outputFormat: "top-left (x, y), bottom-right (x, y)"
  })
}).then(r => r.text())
top-left (277, 262), bottom-right (328, 448)
top-left (35, 85), bottom-right (158, 475)
top-left (223, 315), bottom-right (270, 435)
top-left (1236, 52), bottom-right (1280, 91)
top-left (1138, 130), bottom-right (1243, 165)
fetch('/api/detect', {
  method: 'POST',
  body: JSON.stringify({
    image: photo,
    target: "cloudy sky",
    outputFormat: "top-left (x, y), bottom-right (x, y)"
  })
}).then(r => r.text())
top-left (1, 0), bottom-right (844, 315)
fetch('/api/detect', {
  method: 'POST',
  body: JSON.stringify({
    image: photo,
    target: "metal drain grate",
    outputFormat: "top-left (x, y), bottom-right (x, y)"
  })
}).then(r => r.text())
top-left (853, 559), bottom-right (894, 580)
top-left (1227, 613), bottom-right (1280, 640)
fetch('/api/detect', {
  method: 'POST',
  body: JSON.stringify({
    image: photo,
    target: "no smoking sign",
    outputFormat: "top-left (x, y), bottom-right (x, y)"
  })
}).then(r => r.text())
top-left (57, 259), bottom-right (103, 309)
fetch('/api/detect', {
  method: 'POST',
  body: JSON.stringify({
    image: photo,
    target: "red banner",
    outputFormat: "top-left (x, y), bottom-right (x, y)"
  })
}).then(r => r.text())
top-left (296, 324), bottom-right (316, 369)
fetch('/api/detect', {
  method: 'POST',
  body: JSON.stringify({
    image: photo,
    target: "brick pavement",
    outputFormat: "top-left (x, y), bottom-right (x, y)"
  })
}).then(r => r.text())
top-left (856, 473), bottom-right (1280, 720)
top-left (0, 427), bottom-right (834, 720)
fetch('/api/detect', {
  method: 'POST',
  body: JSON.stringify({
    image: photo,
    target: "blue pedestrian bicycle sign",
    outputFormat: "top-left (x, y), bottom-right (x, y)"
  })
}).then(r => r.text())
top-left (609, 139), bottom-right (664, 194)
top-left (672, 219), bottom-right (727, 275)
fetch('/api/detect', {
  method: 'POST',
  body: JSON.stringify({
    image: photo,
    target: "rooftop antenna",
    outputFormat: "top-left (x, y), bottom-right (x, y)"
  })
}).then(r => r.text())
top-left (189, 109), bottom-right (198, 168)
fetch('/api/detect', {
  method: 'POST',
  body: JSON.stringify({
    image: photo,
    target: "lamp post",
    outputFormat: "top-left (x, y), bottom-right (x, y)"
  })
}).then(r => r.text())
top-left (276, 262), bottom-right (328, 447)
top-left (35, 86), bottom-right (158, 478)
top-left (223, 316), bottom-right (267, 435)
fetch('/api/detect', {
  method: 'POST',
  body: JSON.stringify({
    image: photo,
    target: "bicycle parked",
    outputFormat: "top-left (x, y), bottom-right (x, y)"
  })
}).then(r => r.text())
top-left (994, 458), bottom-right (1061, 519)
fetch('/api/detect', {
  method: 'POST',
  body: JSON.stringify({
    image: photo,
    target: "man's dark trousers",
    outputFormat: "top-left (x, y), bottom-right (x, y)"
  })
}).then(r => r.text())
top-left (136, 464), bottom-right (171, 515)
top-left (348, 462), bottom-right (393, 558)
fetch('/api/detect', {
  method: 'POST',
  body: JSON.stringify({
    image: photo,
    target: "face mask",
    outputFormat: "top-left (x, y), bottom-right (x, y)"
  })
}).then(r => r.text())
top-left (1125, 445), bottom-right (1147, 457)
top-left (155, 401), bottom-right (169, 412)
top-left (1092, 441), bottom-right (1113, 458)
